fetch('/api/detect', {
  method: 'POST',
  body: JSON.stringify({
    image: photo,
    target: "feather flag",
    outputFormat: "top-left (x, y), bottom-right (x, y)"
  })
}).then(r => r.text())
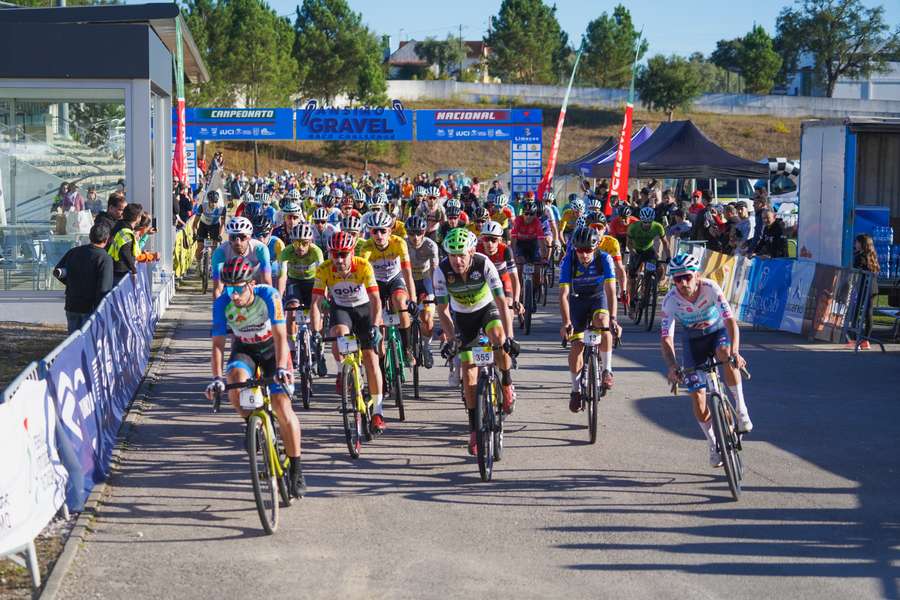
top-left (172, 17), bottom-right (187, 184)
top-left (606, 32), bottom-right (643, 216)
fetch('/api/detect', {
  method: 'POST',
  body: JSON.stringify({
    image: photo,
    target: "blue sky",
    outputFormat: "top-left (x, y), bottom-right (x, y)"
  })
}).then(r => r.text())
top-left (256, 0), bottom-right (899, 58)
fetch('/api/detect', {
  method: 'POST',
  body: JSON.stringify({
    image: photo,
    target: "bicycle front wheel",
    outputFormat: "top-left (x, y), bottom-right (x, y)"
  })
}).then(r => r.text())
top-left (523, 279), bottom-right (533, 335)
top-left (340, 364), bottom-right (362, 459)
top-left (389, 336), bottom-right (406, 421)
top-left (710, 393), bottom-right (741, 501)
top-left (475, 372), bottom-right (495, 481)
top-left (411, 324), bottom-right (421, 399)
top-left (586, 352), bottom-right (599, 444)
top-left (247, 414), bottom-right (279, 534)
top-left (645, 273), bottom-right (658, 332)
top-left (200, 252), bottom-right (210, 295)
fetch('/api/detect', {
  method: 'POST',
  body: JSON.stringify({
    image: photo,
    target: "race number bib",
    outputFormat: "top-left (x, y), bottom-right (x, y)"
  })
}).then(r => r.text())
top-left (337, 335), bottom-right (359, 354)
top-left (239, 387), bottom-right (264, 410)
top-left (472, 346), bottom-right (494, 366)
top-left (645, 261), bottom-right (657, 272)
top-left (382, 310), bottom-right (401, 326)
top-left (583, 329), bottom-right (603, 346)
top-left (523, 263), bottom-right (535, 277)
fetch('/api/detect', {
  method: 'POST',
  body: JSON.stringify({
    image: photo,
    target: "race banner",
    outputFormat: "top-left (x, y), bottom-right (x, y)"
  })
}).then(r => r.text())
top-left (179, 108), bottom-right (294, 141)
top-left (296, 101), bottom-right (413, 141)
top-left (172, 17), bottom-right (187, 184)
top-left (607, 33), bottom-right (643, 215)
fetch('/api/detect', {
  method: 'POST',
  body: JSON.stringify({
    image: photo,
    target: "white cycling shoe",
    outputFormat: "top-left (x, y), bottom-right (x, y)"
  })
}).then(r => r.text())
top-left (737, 412), bottom-right (753, 433)
top-left (708, 444), bottom-right (723, 468)
top-left (448, 369), bottom-right (460, 387)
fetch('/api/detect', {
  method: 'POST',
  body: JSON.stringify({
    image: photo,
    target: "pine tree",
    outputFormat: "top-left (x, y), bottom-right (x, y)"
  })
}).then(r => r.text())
top-left (578, 5), bottom-right (647, 88)
top-left (484, 0), bottom-right (568, 84)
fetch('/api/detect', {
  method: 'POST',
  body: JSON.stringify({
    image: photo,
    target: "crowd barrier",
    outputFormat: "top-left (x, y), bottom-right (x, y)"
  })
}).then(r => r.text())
top-left (684, 245), bottom-right (868, 343)
top-left (0, 263), bottom-right (159, 587)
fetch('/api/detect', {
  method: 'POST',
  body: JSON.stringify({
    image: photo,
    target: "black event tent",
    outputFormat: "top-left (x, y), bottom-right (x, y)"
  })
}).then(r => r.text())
top-left (556, 136), bottom-right (616, 176)
top-left (586, 120), bottom-right (770, 179)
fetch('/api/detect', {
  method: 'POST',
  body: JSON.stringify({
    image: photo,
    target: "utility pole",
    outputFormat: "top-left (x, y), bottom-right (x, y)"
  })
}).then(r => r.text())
top-left (459, 24), bottom-right (464, 79)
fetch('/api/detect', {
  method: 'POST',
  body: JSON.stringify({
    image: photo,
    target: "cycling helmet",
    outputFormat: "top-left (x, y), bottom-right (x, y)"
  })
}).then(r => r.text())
top-left (225, 216), bottom-right (253, 237)
top-left (280, 199), bottom-right (302, 215)
top-left (251, 214), bottom-right (273, 237)
top-left (571, 226), bottom-right (599, 250)
top-left (353, 187), bottom-right (366, 203)
top-left (426, 186), bottom-right (439, 198)
top-left (206, 189), bottom-right (221, 203)
top-left (473, 207), bottom-right (489, 221)
top-left (220, 256), bottom-right (257, 284)
top-left (639, 206), bottom-right (656, 223)
top-left (331, 188), bottom-right (344, 200)
top-left (242, 200), bottom-right (264, 220)
top-left (570, 198), bottom-right (585, 213)
top-left (328, 230), bottom-right (357, 253)
top-left (542, 190), bottom-right (556, 202)
top-left (312, 207), bottom-right (329, 222)
top-left (442, 228), bottom-right (476, 255)
top-left (368, 211), bottom-right (394, 229)
top-left (481, 220), bottom-right (504, 238)
top-left (257, 192), bottom-right (272, 205)
top-left (287, 188), bottom-right (301, 200)
top-left (618, 205), bottom-right (633, 219)
top-left (321, 194), bottom-right (335, 208)
top-left (414, 186), bottom-right (427, 197)
top-left (446, 205), bottom-right (462, 219)
top-left (340, 215), bottom-right (362, 233)
top-left (445, 198), bottom-right (461, 210)
top-left (369, 192), bottom-right (387, 209)
top-left (521, 201), bottom-right (538, 215)
top-left (586, 212), bottom-right (608, 227)
top-left (406, 215), bottom-right (427, 233)
top-left (586, 196), bottom-right (603, 213)
top-left (495, 193), bottom-right (509, 208)
top-left (567, 193), bottom-right (578, 204)
top-left (668, 253), bottom-right (701, 277)
top-left (290, 222), bottom-right (314, 241)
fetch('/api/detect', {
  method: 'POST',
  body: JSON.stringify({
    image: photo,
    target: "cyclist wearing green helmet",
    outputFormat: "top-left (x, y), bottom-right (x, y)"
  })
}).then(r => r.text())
top-left (434, 228), bottom-right (521, 456)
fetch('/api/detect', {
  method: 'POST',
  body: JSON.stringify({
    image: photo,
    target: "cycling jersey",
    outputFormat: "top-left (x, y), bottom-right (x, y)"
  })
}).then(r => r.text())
top-left (489, 206), bottom-right (514, 230)
top-left (475, 240), bottom-right (514, 276)
top-left (312, 256), bottom-right (378, 308)
top-left (598, 235), bottom-right (622, 262)
top-left (559, 209), bottom-right (582, 234)
top-left (211, 239), bottom-right (271, 282)
top-left (312, 223), bottom-right (339, 252)
top-left (211, 284), bottom-right (285, 344)
top-left (659, 278), bottom-right (734, 338)
top-left (265, 236), bottom-right (285, 277)
top-left (433, 253), bottom-right (504, 314)
top-left (543, 204), bottom-right (560, 223)
top-left (407, 236), bottom-right (439, 280)
top-left (416, 203), bottom-right (446, 233)
top-left (627, 221), bottom-right (666, 252)
top-left (609, 215), bottom-right (638, 238)
top-left (559, 249), bottom-right (615, 297)
top-left (199, 197), bottom-right (225, 226)
top-left (357, 235), bottom-right (411, 282)
top-left (279, 243), bottom-right (324, 280)
top-left (510, 216), bottom-right (545, 241)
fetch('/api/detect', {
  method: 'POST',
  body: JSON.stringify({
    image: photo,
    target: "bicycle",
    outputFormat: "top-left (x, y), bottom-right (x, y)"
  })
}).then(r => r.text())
top-left (641, 260), bottom-right (663, 332)
top-left (380, 305), bottom-right (415, 422)
top-left (410, 299), bottom-right (435, 400)
top-left (672, 358), bottom-right (751, 501)
top-left (562, 326), bottom-right (617, 444)
top-left (324, 333), bottom-right (375, 459)
top-left (199, 237), bottom-right (216, 294)
top-left (213, 376), bottom-right (293, 534)
top-left (521, 262), bottom-right (540, 335)
top-left (285, 304), bottom-right (324, 410)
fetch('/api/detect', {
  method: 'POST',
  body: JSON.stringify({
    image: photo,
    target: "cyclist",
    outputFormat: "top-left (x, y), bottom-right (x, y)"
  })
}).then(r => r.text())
top-left (193, 189), bottom-right (226, 263)
top-left (211, 217), bottom-right (272, 299)
top-left (467, 206), bottom-right (490, 236)
top-left (510, 200), bottom-right (546, 300)
top-left (272, 197), bottom-right (304, 246)
top-left (558, 227), bottom-right (619, 411)
top-left (558, 198), bottom-right (585, 245)
top-left (609, 201), bottom-right (638, 249)
top-left (486, 194), bottom-right (514, 240)
top-left (434, 229), bottom-right (520, 455)
top-left (416, 187), bottom-right (446, 240)
top-left (357, 211), bottom-right (417, 364)
top-left (278, 222), bottom-right (324, 355)
top-left (626, 206), bottom-right (668, 304)
top-left (252, 215), bottom-right (285, 281)
top-left (310, 231), bottom-right (386, 433)
top-left (476, 220), bottom-right (521, 317)
top-left (405, 215), bottom-right (439, 366)
top-left (206, 257), bottom-right (306, 497)
top-left (445, 198), bottom-right (469, 224)
top-left (660, 254), bottom-right (753, 468)
top-left (311, 207), bottom-right (338, 253)
top-left (539, 192), bottom-right (561, 264)
top-left (436, 203), bottom-right (466, 248)
top-left (585, 211), bottom-right (629, 307)
top-left (340, 214), bottom-right (363, 247)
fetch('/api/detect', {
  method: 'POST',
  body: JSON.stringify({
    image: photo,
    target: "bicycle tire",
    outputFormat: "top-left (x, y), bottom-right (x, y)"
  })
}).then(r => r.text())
top-left (340, 364), bottom-right (362, 459)
top-left (645, 272), bottom-right (658, 332)
top-left (587, 351), bottom-right (599, 444)
top-left (410, 324), bottom-right (421, 399)
top-left (524, 279), bottom-right (533, 336)
top-left (390, 336), bottom-right (406, 421)
top-left (491, 374), bottom-right (504, 462)
top-left (632, 275), bottom-right (644, 325)
top-left (720, 394), bottom-right (744, 485)
top-left (709, 393), bottom-right (741, 500)
top-left (200, 251), bottom-right (209, 295)
top-left (475, 373), bottom-right (494, 481)
top-left (301, 331), bottom-right (312, 409)
top-left (271, 415), bottom-right (293, 507)
top-left (247, 415), bottom-right (279, 534)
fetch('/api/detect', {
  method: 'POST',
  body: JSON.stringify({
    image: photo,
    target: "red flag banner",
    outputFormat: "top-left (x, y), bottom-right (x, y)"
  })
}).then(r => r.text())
top-left (173, 98), bottom-right (186, 183)
top-left (606, 103), bottom-right (633, 215)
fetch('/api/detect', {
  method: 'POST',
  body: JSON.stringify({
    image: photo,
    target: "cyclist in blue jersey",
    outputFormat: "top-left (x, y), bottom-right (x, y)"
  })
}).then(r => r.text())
top-left (193, 189), bottom-right (226, 263)
top-left (558, 227), bottom-right (620, 412)
top-left (211, 217), bottom-right (272, 299)
top-left (205, 256), bottom-right (306, 497)
top-left (251, 214), bottom-right (285, 280)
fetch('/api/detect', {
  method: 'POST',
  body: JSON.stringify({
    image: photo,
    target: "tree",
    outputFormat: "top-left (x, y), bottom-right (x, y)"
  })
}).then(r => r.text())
top-left (688, 53), bottom-right (735, 94)
top-left (484, 0), bottom-right (568, 84)
top-left (775, 0), bottom-right (900, 97)
top-left (710, 38), bottom-right (743, 72)
top-left (415, 35), bottom-right (467, 79)
top-left (736, 25), bottom-right (782, 94)
top-left (636, 54), bottom-right (703, 121)
top-left (578, 5), bottom-right (647, 88)
top-left (292, 0), bottom-right (386, 104)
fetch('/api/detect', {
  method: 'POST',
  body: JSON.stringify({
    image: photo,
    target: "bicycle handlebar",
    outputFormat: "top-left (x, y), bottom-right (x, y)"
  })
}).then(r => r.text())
top-left (669, 357), bottom-right (751, 395)
top-left (212, 377), bottom-right (279, 412)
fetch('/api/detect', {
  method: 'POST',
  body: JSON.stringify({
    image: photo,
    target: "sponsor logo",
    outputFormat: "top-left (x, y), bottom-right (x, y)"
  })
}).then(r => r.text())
top-left (434, 111), bottom-right (509, 121)
top-left (470, 271), bottom-right (482, 281)
top-left (208, 109), bottom-right (275, 119)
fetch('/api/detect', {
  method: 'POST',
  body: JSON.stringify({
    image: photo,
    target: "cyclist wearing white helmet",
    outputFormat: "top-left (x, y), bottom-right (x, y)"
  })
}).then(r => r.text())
top-left (405, 215), bottom-right (440, 359)
top-left (272, 198), bottom-right (304, 246)
top-left (486, 193), bottom-right (514, 240)
top-left (210, 217), bottom-right (273, 299)
top-left (660, 253), bottom-right (752, 468)
top-left (476, 220), bottom-right (521, 316)
top-left (559, 198), bottom-right (585, 245)
top-left (310, 206), bottom-right (338, 253)
top-left (415, 187), bottom-right (447, 238)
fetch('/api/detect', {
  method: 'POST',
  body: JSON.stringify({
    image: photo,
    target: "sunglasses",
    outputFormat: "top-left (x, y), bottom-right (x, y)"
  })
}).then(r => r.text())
top-left (314, 220), bottom-right (326, 225)
top-left (371, 228), bottom-right (389, 235)
top-left (481, 237), bottom-right (500, 243)
top-left (409, 230), bottom-right (425, 236)
top-left (225, 284), bottom-right (248, 296)
top-left (293, 239), bottom-right (311, 245)
top-left (575, 247), bottom-right (595, 255)
top-left (673, 274), bottom-right (694, 283)
top-left (229, 234), bottom-right (249, 242)
top-left (331, 251), bottom-right (351, 259)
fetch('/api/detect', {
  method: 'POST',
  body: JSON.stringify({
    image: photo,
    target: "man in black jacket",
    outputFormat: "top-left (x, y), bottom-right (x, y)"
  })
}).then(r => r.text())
top-left (753, 209), bottom-right (788, 258)
top-left (94, 194), bottom-right (126, 243)
top-left (54, 223), bottom-right (114, 333)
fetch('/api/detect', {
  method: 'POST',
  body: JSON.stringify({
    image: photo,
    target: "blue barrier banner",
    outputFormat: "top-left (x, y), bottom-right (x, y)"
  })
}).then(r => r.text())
top-left (46, 265), bottom-right (156, 506)
top-left (738, 258), bottom-right (794, 328)
top-left (178, 108), bottom-right (294, 140)
top-left (780, 260), bottom-right (816, 334)
top-left (415, 108), bottom-right (542, 142)
top-left (295, 107), bottom-right (413, 141)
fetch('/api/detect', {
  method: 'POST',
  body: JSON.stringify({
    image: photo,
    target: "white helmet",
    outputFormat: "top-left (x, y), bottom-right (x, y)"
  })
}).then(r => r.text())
top-left (480, 220), bottom-right (504, 238)
top-left (369, 211), bottom-right (394, 229)
top-left (225, 216), bottom-right (253, 236)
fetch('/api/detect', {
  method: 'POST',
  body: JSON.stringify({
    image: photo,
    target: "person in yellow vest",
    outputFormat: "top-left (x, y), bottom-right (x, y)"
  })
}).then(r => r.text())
top-left (108, 203), bottom-right (144, 283)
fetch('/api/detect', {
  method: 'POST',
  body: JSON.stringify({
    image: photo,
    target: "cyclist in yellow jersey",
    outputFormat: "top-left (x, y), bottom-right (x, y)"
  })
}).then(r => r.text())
top-left (559, 198), bottom-right (585, 244)
top-left (467, 207), bottom-right (490, 236)
top-left (356, 211), bottom-right (418, 364)
top-left (586, 211), bottom-right (629, 297)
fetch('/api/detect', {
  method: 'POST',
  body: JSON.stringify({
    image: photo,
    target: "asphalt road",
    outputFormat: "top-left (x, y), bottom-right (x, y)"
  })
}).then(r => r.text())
top-left (57, 287), bottom-right (900, 600)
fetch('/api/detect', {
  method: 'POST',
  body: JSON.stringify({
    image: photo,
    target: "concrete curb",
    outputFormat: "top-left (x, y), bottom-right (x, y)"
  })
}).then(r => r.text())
top-left (38, 300), bottom-right (187, 600)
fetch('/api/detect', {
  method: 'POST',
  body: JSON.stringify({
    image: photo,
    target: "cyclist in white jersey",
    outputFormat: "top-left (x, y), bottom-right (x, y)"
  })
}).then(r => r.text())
top-left (659, 253), bottom-right (753, 468)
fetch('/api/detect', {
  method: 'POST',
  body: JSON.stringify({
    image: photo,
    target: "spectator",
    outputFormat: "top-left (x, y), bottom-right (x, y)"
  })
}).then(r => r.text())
top-left (174, 183), bottom-right (193, 228)
top-left (471, 176), bottom-right (480, 197)
top-left (666, 209), bottom-right (691, 240)
top-left (750, 195), bottom-right (772, 251)
top-left (84, 186), bottom-right (103, 215)
top-left (108, 203), bottom-right (144, 282)
top-left (51, 182), bottom-right (69, 214)
top-left (94, 193), bottom-right (126, 238)
top-left (655, 189), bottom-right (677, 225)
top-left (850, 234), bottom-right (879, 349)
top-left (735, 202), bottom-right (753, 242)
top-left (687, 190), bottom-right (706, 220)
top-left (115, 179), bottom-right (126, 195)
top-left (63, 183), bottom-right (85, 212)
top-left (752, 209), bottom-right (788, 258)
top-left (53, 222), bottom-right (114, 333)
top-left (726, 227), bottom-right (748, 256)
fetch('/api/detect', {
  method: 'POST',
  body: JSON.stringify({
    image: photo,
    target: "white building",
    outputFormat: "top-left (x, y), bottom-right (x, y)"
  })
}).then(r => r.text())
top-left (784, 53), bottom-right (900, 100)
top-left (386, 40), bottom-right (490, 82)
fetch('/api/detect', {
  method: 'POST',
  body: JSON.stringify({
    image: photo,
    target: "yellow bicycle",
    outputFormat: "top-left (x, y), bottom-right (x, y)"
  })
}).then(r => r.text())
top-left (325, 334), bottom-right (375, 458)
top-left (214, 376), bottom-right (292, 534)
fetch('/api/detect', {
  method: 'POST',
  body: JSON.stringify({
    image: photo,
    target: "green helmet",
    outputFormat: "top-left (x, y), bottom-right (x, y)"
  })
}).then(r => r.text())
top-left (442, 227), bottom-right (476, 255)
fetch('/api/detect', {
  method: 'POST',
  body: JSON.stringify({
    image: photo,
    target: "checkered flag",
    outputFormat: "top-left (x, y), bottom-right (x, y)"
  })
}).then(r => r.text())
top-left (767, 157), bottom-right (800, 179)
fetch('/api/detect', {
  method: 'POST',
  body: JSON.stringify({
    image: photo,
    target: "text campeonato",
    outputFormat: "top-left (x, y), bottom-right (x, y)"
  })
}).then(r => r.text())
top-left (208, 109), bottom-right (275, 119)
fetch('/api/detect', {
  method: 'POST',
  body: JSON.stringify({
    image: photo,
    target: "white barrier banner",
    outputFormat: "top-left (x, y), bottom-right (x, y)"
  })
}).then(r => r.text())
top-left (0, 379), bottom-right (68, 554)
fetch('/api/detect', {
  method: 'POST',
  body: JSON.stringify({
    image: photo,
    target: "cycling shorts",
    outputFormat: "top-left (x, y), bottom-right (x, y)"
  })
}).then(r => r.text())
top-left (628, 248), bottom-right (657, 276)
top-left (196, 220), bottom-right (222, 243)
top-left (569, 293), bottom-right (609, 339)
top-left (377, 274), bottom-right (408, 305)
top-left (330, 302), bottom-right (375, 350)
top-left (413, 277), bottom-right (435, 301)
top-left (456, 303), bottom-right (502, 363)
top-left (682, 327), bottom-right (730, 392)
top-left (226, 339), bottom-right (289, 395)
top-left (516, 239), bottom-right (541, 264)
top-left (284, 278), bottom-right (314, 309)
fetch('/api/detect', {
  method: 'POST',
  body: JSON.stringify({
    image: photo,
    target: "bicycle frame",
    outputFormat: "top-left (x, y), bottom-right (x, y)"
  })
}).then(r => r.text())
top-left (381, 310), bottom-right (408, 384)
top-left (215, 378), bottom-right (286, 479)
